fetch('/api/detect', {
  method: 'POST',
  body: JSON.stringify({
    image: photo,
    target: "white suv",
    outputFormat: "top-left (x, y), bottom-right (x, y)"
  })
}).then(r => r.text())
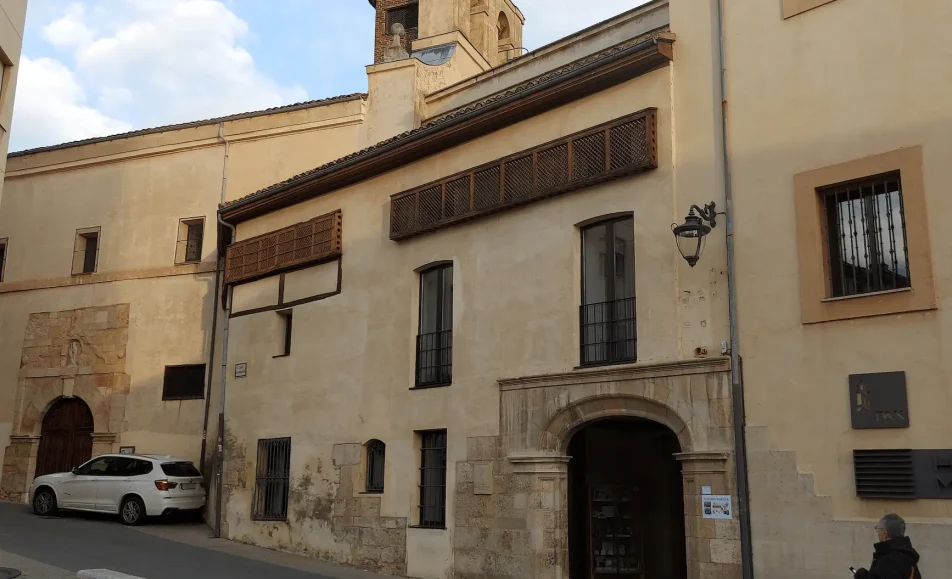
top-left (29, 453), bottom-right (206, 525)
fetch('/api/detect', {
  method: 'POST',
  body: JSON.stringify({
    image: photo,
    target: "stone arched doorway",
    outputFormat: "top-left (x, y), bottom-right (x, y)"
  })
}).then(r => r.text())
top-left (35, 397), bottom-right (94, 478)
top-left (566, 417), bottom-right (686, 579)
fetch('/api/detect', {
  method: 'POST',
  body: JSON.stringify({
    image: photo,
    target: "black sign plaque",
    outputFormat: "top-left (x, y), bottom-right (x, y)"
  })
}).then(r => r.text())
top-left (913, 450), bottom-right (952, 500)
top-left (849, 371), bottom-right (909, 429)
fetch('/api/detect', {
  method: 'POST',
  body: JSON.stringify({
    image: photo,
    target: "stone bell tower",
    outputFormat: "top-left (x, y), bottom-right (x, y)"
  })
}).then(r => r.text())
top-left (368, 0), bottom-right (524, 66)
top-left (361, 0), bottom-right (526, 149)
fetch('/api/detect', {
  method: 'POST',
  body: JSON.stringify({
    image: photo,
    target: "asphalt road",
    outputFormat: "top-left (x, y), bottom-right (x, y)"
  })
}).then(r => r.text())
top-left (0, 502), bottom-right (385, 579)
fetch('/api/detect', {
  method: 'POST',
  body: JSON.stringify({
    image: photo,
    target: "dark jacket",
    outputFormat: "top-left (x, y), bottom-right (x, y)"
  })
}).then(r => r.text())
top-left (855, 537), bottom-right (922, 579)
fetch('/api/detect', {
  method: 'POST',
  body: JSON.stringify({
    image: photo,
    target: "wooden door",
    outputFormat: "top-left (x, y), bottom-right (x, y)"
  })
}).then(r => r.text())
top-left (35, 398), bottom-right (94, 478)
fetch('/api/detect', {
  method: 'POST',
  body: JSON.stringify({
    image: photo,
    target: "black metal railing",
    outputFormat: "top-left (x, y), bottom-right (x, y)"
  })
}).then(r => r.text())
top-left (252, 437), bottom-right (291, 521)
top-left (822, 173), bottom-right (910, 298)
top-left (415, 330), bottom-right (452, 387)
top-left (419, 430), bottom-right (447, 528)
top-left (580, 297), bottom-right (636, 366)
top-left (366, 439), bottom-right (386, 493)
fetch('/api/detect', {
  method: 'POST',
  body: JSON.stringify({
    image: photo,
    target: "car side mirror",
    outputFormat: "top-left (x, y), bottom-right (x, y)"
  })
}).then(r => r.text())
top-left (71, 467), bottom-right (79, 475)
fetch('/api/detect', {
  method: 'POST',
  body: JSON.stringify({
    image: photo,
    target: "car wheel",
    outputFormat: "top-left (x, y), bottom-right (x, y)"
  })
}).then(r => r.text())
top-left (119, 496), bottom-right (146, 526)
top-left (32, 488), bottom-right (57, 517)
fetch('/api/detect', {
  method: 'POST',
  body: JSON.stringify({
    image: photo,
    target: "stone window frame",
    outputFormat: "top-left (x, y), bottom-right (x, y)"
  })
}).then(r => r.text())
top-left (782, 0), bottom-right (838, 19)
top-left (794, 146), bottom-right (936, 324)
top-left (72, 226), bottom-right (101, 275)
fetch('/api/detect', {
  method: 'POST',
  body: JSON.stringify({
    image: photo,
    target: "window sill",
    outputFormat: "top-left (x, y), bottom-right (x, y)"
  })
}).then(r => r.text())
top-left (71, 272), bottom-right (95, 276)
top-left (408, 525), bottom-right (447, 530)
top-left (360, 491), bottom-right (384, 495)
top-left (410, 382), bottom-right (452, 390)
top-left (272, 354), bottom-right (291, 359)
top-left (176, 260), bottom-right (202, 266)
top-left (821, 287), bottom-right (912, 303)
top-left (574, 359), bottom-right (638, 371)
top-left (162, 397), bottom-right (205, 402)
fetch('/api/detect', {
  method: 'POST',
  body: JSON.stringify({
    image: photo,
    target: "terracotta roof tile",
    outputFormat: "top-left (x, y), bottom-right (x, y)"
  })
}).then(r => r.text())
top-left (9, 93), bottom-right (367, 158)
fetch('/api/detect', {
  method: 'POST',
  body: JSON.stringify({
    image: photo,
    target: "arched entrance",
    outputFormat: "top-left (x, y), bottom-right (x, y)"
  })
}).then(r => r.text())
top-left (35, 398), bottom-right (94, 478)
top-left (567, 417), bottom-right (686, 579)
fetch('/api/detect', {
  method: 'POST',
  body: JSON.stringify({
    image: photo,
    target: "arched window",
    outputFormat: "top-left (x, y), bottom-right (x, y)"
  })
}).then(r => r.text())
top-left (366, 439), bottom-right (386, 493)
top-left (580, 215), bottom-right (636, 366)
top-left (497, 11), bottom-right (511, 41)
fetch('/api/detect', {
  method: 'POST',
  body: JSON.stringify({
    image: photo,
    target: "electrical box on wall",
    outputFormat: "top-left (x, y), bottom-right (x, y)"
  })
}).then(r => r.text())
top-left (849, 371), bottom-right (909, 429)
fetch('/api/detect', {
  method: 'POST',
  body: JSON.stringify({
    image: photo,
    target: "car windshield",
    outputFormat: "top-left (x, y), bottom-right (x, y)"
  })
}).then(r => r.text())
top-left (160, 462), bottom-right (201, 477)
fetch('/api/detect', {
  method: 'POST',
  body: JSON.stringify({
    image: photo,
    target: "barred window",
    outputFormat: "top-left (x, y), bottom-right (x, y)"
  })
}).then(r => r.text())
top-left (176, 217), bottom-right (205, 264)
top-left (418, 430), bottom-right (447, 528)
top-left (580, 216), bottom-right (636, 366)
top-left (822, 172), bottom-right (910, 298)
top-left (162, 364), bottom-right (206, 401)
top-left (253, 437), bottom-right (291, 521)
top-left (366, 439), bottom-right (386, 493)
top-left (416, 263), bottom-right (452, 387)
top-left (387, 3), bottom-right (419, 31)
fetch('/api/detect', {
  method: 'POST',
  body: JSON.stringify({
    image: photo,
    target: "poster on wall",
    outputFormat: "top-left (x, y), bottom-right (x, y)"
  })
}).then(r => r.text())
top-left (119, 446), bottom-right (135, 455)
top-left (702, 495), bottom-right (733, 519)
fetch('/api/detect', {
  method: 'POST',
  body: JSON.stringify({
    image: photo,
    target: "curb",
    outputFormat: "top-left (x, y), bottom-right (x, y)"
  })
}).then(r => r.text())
top-left (77, 571), bottom-right (146, 579)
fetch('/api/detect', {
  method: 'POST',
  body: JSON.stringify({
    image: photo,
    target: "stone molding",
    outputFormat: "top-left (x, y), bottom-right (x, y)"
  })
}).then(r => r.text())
top-left (676, 451), bottom-right (731, 474)
top-left (498, 357), bottom-right (731, 391)
top-left (507, 453), bottom-right (571, 474)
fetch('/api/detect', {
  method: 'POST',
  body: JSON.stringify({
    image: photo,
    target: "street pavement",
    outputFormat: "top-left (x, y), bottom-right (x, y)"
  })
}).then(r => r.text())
top-left (0, 502), bottom-right (395, 579)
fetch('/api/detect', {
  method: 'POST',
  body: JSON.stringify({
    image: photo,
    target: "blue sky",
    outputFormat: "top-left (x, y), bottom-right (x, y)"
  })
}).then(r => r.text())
top-left (14, 0), bottom-right (643, 152)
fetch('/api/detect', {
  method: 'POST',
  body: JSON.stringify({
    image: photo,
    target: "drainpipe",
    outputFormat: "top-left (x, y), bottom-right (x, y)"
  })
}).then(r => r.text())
top-left (213, 122), bottom-right (234, 539)
top-left (714, 1), bottom-right (755, 578)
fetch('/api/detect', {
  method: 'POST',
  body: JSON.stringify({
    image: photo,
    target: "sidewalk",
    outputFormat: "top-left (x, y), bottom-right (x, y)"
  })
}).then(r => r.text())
top-left (132, 523), bottom-right (400, 579)
top-left (0, 551), bottom-right (75, 579)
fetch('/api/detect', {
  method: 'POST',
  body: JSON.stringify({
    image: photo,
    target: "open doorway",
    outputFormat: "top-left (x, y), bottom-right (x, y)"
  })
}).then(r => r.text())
top-left (567, 418), bottom-right (686, 579)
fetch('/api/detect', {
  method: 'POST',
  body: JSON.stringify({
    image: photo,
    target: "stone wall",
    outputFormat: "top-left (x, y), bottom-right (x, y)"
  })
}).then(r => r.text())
top-left (0, 305), bottom-right (130, 501)
top-left (746, 426), bottom-right (952, 579)
top-left (221, 434), bottom-right (407, 575)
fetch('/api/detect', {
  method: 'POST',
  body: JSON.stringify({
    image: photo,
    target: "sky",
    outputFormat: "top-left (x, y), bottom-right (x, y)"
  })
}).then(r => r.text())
top-left (13, 0), bottom-right (646, 152)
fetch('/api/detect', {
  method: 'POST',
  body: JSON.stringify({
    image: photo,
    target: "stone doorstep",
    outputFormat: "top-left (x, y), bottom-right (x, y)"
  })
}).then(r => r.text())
top-left (77, 571), bottom-right (145, 579)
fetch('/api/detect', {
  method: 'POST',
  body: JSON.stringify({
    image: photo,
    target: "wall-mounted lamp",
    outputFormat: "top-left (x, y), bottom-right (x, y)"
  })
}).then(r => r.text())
top-left (672, 202), bottom-right (718, 267)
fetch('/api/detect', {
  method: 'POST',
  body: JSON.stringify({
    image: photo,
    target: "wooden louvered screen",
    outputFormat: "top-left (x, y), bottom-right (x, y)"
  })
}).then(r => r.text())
top-left (225, 210), bottom-right (342, 284)
top-left (853, 449), bottom-right (916, 499)
top-left (389, 109), bottom-right (657, 240)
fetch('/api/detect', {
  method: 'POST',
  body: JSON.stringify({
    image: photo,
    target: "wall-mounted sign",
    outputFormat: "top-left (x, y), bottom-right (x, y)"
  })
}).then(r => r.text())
top-left (849, 371), bottom-right (909, 429)
top-left (235, 363), bottom-right (247, 378)
top-left (119, 446), bottom-right (135, 455)
top-left (914, 450), bottom-right (952, 500)
top-left (701, 486), bottom-right (712, 496)
top-left (701, 495), bottom-right (732, 519)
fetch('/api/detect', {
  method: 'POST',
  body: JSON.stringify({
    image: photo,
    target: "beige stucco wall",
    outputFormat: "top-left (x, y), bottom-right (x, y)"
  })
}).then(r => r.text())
top-left (0, 100), bottom-right (364, 479)
top-left (725, 0), bottom-right (952, 575)
top-left (219, 42), bottom-right (735, 573)
top-left (0, 0), bottom-right (26, 208)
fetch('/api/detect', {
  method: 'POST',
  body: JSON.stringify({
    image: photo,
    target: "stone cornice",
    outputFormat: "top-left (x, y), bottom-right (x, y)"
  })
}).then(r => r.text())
top-left (0, 262), bottom-right (217, 295)
top-left (498, 357), bottom-right (731, 391)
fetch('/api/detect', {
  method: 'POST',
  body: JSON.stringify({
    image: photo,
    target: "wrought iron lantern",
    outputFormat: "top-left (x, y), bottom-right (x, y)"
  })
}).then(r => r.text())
top-left (672, 202), bottom-right (718, 267)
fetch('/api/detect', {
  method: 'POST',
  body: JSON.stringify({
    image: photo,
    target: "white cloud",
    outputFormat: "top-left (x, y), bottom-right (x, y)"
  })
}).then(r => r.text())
top-left (13, 0), bottom-right (307, 150)
top-left (11, 56), bottom-right (133, 151)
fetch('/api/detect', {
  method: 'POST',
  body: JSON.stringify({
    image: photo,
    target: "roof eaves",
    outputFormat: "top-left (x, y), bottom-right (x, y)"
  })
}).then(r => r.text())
top-left (219, 29), bottom-right (672, 220)
top-left (9, 93), bottom-right (367, 158)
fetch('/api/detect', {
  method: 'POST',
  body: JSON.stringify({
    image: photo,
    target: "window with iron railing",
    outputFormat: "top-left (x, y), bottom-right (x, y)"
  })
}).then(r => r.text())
top-left (417, 430), bottom-right (447, 528)
top-left (252, 437), bottom-right (291, 521)
top-left (821, 172), bottom-right (910, 299)
top-left (365, 439), bottom-right (386, 493)
top-left (580, 216), bottom-right (636, 366)
top-left (416, 263), bottom-right (453, 388)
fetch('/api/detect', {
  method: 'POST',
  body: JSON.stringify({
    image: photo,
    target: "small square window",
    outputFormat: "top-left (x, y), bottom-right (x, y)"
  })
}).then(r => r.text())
top-left (175, 217), bottom-right (205, 264)
top-left (162, 364), bottom-right (206, 400)
top-left (72, 227), bottom-right (101, 275)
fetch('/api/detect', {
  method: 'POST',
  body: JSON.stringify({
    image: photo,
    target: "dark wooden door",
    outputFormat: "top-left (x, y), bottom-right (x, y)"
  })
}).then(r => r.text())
top-left (35, 398), bottom-right (94, 478)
